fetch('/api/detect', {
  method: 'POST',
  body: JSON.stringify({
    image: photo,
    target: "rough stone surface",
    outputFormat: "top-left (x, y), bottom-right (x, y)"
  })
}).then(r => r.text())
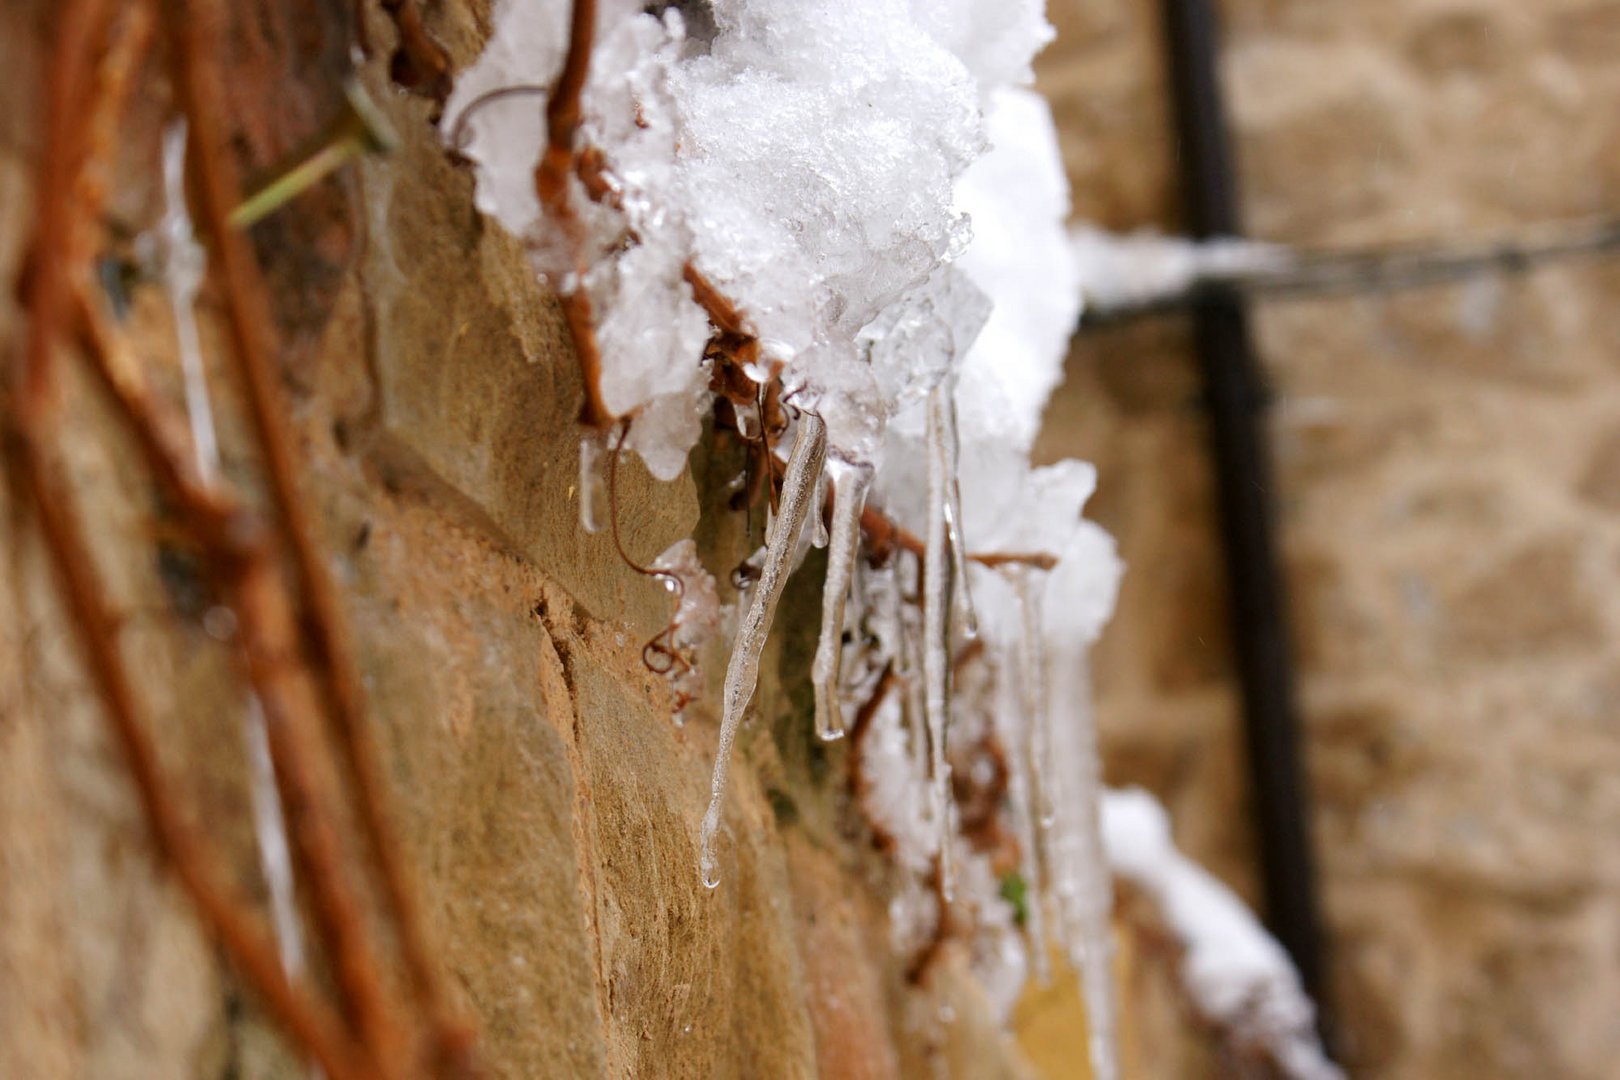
top-left (1037, 0), bottom-right (1620, 1076)
top-left (0, 3), bottom-right (1042, 1077)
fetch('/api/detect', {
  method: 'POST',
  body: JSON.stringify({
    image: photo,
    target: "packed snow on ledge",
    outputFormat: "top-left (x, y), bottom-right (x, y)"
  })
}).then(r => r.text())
top-left (445, 2), bottom-right (1337, 1078)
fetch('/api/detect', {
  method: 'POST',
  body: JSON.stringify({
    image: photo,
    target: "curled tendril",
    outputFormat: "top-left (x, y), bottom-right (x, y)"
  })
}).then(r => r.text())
top-left (444, 84), bottom-right (553, 155)
top-left (607, 419), bottom-right (696, 703)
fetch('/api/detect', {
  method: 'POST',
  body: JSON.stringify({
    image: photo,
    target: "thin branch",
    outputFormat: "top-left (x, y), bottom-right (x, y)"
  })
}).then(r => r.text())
top-left (858, 505), bottom-right (1057, 571)
top-left (10, 5), bottom-right (369, 1077)
top-left (376, 0), bottom-right (450, 101)
top-left (533, 0), bottom-right (613, 431)
top-left (164, 3), bottom-right (473, 1073)
top-left (8, 436), bottom-right (375, 1080)
top-left (1080, 216), bottom-right (1620, 327)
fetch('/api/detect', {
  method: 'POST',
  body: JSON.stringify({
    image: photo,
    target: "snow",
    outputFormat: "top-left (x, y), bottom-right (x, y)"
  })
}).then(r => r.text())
top-left (446, 5), bottom-right (1337, 1076)
top-left (1071, 225), bottom-right (1291, 316)
top-left (1103, 788), bottom-right (1344, 1080)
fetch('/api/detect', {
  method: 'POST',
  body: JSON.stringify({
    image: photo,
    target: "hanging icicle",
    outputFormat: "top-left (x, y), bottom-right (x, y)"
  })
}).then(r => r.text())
top-left (994, 626), bottom-right (1050, 984)
top-left (1048, 650), bottom-right (1119, 1080)
top-left (923, 383), bottom-right (957, 900)
top-left (699, 412), bottom-right (828, 887)
top-left (1014, 569), bottom-right (1055, 832)
top-left (938, 376), bottom-right (977, 639)
top-left (578, 432), bottom-right (608, 534)
top-left (812, 459), bottom-right (873, 741)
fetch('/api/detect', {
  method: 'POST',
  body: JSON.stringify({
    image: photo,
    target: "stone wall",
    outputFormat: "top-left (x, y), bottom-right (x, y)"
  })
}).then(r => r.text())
top-left (1037, 1), bottom-right (1620, 1076)
top-left (0, 3), bottom-right (1050, 1077)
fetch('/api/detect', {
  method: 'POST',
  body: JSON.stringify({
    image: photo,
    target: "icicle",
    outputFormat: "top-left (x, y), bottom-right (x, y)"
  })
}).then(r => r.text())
top-left (158, 122), bottom-right (217, 481)
top-left (159, 121), bottom-right (306, 985)
top-left (1014, 569), bottom-right (1055, 831)
top-left (810, 467), bottom-right (830, 549)
top-left (579, 433), bottom-right (607, 534)
top-left (244, 698), bottom-right (306, 978)
top-left (1048, 651), bottom-right (1119, 1080)
top-left (938, 376), bottom-right (977, 639)
top-left (995, 629), bottom-right (1049, 984)
top-left (923, 384), bottom-right (956, 901)
top-left (699, 412), bottom-right (827, 887)
top-left (812, 460), bottom-right (872, 741)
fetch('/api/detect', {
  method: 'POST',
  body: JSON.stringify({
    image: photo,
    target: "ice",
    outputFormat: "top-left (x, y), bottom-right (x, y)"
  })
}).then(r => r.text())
top-left (908, 0), bottom-right (1054, 88)
top-left (1071, 226), bottom-right (1292, 317)
top-left (244, 699), bottom-right (306, 979)
top-left (649, 537), bottom-right (722, 719)
top-left (993, 624), bottom-right (1048, 985)
top-left (155, 122), bottom-right (217, 481)
top-left (809, 467), bottom-right (830, 550)
top-left (857, 685), bottom-right (937, 878)
top-left (1048, 651), bottom-right (1117, 1080)
top-left (449, 0), bottom-right (1032, 478)
top-left (446, 2), bottom-right (1210, 1054)
top-left (1013, 571), bottom-right (1052, 829)
top-left (1103, 789), bottom-right (1344, 1080)
top-left (153, 121), bottom-right (305, 982)
top-left (699, 412), bottom-right (827, 887)
top-left (812, 458), bottom-right (873, 741)
top-left (939, 380), bottom-right (977, 639)
top-left (953, 87), bottom-right (1083, 454)
top-left (922, 384), bottom-right (956, 901)
top-left (578, 434), bottom-right (606, 534)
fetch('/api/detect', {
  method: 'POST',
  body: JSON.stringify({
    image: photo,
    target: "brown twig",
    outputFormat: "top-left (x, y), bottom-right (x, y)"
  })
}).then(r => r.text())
top-left (163, 6), bottom-right (403, 1070)
top-left (11, 5), bottom-right (369, 1078)
top-left (8, 434), bottom-right (375, 1080)
top-left (857, 505), bottom-right (1057, 571)
top-left (604, 420), bottom-right (695, 708)
top-left (164, 3), bottom-right (475, 1074)
top-left (533, 0), bottom-right (613, 432)
top-left (375, 0), bottom-right (450, 101)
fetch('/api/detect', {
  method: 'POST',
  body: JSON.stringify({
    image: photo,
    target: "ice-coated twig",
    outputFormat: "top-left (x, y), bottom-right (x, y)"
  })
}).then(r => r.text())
top-left (244, 698), bottom-right (307, 978)
top-left (812, 460), bottom-right (872, 741)
top-left (1013, 570), bottom-right (1054, 832)
top-left (995, 632), bottom-right (1049, 983)
top-left (923, 383), bottom-right (956, 900)
top-left (1052, 652), bottom-right (1119, 1080)
top-left (157, 121), bottom-right (218, 481)
top-left (1104, 788), bottom-right (1343, 1080)
top-left (938, 378), bottom-right (977, 639)
top-left (699, 412), bottom-right (827, 887)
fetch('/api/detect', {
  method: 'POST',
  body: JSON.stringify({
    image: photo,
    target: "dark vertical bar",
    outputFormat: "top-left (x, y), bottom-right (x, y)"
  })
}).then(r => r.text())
top-left (1159, 0), bottom-right (1332, 1021)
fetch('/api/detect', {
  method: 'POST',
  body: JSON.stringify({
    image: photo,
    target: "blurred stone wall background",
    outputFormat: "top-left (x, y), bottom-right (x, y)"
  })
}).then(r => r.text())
top-left (1036, 1), bottom-right (1620, 1077)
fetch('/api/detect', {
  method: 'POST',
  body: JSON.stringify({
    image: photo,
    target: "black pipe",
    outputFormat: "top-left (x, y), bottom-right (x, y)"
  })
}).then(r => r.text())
top-left (1158, 0), bottom-right (1333, 1027)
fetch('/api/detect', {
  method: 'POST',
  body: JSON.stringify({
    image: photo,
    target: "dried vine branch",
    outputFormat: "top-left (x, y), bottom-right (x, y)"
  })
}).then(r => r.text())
top-left (376, 0), bottom-right (450, 100)
top-left (11, 4), bottom-right (371, 1078)
top-left (535, 0), bottom-right (614, 431)
top-left (858, 505), bottom-right (1057, 571)
top-left (165, 3), bottom-right (475, 1073)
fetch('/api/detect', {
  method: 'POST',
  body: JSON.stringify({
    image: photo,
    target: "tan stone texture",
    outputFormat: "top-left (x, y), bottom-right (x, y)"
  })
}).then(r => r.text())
top-left (0, 3), bottom-right (1041, 1077)
top-left (1038, 1), bottom-right (1620, 1077)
